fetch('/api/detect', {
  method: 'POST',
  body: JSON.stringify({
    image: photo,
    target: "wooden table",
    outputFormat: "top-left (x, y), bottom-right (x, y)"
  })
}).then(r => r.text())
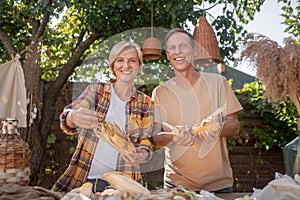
top-left (216, 192), bottom-right (252, 199)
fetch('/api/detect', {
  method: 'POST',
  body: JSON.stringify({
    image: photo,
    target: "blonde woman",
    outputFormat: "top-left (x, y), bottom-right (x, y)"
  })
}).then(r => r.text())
top-left (52, 41), bottom-right (154, 193)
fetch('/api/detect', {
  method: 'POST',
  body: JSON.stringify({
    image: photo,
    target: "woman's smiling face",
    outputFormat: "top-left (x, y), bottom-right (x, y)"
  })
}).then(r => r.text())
top-left (113, 47), bottom-right (141, 83)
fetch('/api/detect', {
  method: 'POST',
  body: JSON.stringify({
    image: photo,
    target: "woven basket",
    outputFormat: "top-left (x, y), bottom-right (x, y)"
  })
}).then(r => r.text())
top-left (0, 118), bottom-right (31, 186)
top-left (142, 37), bottom-right (162, 60)
top-left (193, 16), bottom-right (221, 67)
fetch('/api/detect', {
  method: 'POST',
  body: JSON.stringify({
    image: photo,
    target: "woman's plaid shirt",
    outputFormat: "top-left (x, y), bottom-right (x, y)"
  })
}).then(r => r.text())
top-left (52, 82), bottom-right (154, 192)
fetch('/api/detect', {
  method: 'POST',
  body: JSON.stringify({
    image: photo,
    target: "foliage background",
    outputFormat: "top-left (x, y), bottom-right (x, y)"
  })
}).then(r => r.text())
top-left (0, 0), bottom-right (299, 185)
top-left (231, 81), bottom-right (298, 151)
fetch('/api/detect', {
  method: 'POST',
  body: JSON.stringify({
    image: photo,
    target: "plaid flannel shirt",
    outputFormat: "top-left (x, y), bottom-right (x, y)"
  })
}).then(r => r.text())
top-left (52, 82), bottom-right (154, 192)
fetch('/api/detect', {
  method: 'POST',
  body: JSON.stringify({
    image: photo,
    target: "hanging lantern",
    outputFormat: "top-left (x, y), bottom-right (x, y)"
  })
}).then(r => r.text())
top-left (142, 37), bottom-right (161, 60)
top-left (142, 4), bottom-right (161, 60)
top-left (193, 15), bottom-right (221, 67)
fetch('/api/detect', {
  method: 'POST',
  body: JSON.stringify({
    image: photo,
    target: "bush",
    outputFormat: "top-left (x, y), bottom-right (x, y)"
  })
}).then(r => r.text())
top-left (236, 81), bottom-right (298, 150)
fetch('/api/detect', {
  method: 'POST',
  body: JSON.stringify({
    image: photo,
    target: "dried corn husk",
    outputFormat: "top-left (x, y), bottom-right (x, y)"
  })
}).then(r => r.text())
top-left (190, 104), bottom-right (225, 135)
top-left (94, 122), bottom-right (136, 154)
top-left (60, 182), bottom-right (93, 200)
top-left (103, 171), bottom-right (151, 198)
top-left (160, 104), bottom-right (226, 137)
top-left (160, 122), bottom-right (221, 159)
top-left (156, 122), bottom-right (180, 136)
top-left (159, 122), bottom-right (219, 136)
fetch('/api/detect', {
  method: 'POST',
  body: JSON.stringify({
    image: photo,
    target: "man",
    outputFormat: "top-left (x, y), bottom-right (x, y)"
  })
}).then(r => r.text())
top-left (152, 28), bottom-right (243, 193)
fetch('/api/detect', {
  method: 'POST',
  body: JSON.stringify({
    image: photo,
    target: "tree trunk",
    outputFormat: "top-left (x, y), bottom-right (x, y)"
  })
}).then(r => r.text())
top-left (2, 25), bottom-right (103, 186)
top-left (34, 30), bottom-right (103, 185)
top-left (20, 36), bottom-right (44, 185)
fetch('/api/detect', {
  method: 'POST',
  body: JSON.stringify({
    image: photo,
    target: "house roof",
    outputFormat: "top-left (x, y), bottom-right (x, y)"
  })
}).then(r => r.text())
top-left (222, 66), bottom-right (256, 90)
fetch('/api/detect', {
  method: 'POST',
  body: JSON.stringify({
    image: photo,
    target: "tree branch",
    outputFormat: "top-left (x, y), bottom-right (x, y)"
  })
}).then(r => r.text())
top-left (0, 28), bottom-right (16, 55)
top-left (75, 30), bottom-right (86, 49)
top-left (31, 0), bottom-right (51, 42)
top-left (39, 30), bottom-right (104, 172)
top-left (54, 30), bottom-right (104, 88)
top-left (32, 12), bottom-right (50, 42)
top-left (42, 29), bottom-right (104, 122)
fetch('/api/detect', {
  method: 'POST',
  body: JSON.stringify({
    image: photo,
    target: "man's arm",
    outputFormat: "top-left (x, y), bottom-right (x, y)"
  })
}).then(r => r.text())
top-left (220, 112), bottom-right (240, 137)
top-left (151, 122), bottom-right (174, 148)
top-left (151, 122), bottom-right (194, 148)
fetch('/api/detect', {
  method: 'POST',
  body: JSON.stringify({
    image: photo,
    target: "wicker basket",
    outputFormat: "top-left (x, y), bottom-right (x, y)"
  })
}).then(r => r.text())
top-left (142, 37), bottom-right (162, 60)
top-left (193, 16), bottom-right (221, 67)
top-left (0, 118), bottom-right (31, 186)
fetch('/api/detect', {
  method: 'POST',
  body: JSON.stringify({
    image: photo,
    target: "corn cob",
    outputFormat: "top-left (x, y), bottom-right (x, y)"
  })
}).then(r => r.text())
top-left (190, 123), bottom-right (220, 136)
top-left (160, 122), bottom-right (219, 137)
top-left (94, 122), bottom-right (136, 153)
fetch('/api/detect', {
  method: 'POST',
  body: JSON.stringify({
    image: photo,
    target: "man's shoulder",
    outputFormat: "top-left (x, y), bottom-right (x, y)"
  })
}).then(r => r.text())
top-left (201, 72), bottom-right (226, 81)
top-left (154, 79), bottom-right (173, 90)
top-left (152, 79), bottom-right (175, 98)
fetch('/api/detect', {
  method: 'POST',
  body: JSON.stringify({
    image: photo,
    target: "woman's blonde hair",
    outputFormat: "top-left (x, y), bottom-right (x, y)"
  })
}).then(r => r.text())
top-left (108, 41), bottom-right (143, 73)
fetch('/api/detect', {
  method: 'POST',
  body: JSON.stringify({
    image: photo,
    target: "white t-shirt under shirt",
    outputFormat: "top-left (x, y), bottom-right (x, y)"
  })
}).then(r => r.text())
top-left (152, 72), bottom-right (243, 191)
top-left (88, 85), bottom-right (127, 179)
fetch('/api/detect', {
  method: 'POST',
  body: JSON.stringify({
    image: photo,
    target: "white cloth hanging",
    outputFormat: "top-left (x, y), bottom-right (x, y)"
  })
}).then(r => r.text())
top-left (0, 57), bottom-right (27, 127)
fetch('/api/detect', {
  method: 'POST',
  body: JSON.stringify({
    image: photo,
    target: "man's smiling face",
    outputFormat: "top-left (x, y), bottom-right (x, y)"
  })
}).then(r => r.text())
top-left (166, 32), bottom-right (194, 72)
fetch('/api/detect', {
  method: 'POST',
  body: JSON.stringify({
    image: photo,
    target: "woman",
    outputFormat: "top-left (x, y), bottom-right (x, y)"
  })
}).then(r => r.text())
top-left (52, 41), bottom-right (154, 193)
